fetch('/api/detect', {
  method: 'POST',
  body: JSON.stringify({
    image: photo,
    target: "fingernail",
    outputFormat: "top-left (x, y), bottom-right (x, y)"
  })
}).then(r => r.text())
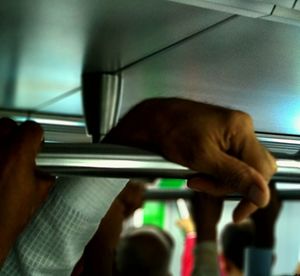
top-left (248, 186), bottom-right (265, 207)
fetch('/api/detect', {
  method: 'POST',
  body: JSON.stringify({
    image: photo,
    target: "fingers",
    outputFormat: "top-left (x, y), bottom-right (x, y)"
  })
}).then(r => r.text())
top-left (188, 177), bottom-right (257, 222)
top-left (188, 151), bottom-right (270, 208)
top-left (0, 119), bottom-right (43, 154)
top-left (14, 121), bottom-right (44, 160)
top-left (0, 118), bottom-right (18, 143)
top-left (188, 177), bottom-right (224, 196)
top-left (35, 170), bottom-right (55, 196)
top-left (32, 170), bottom-right (55, 214)
top-left (188, 148), bottom-right (271, 222)
top-left (238, 136), bottom-right (277, 182)
top-left (217, 152), bottom-right (270, 207)
top-left (233, 200), bottom-right (258, 223)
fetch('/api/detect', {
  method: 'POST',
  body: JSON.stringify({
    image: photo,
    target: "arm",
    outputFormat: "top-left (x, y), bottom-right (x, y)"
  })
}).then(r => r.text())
top-left (191, 192), bottom-right (223, 276)
top-left (0, 119), bottom-right (54, 267)
top-left (176, 217), bottom-right (196, 276)
top-left (74, 181), bottom-right (145, 276)
top-left (103, 98), bottom-right (276, 222)
top-left (245, 182), bottom-right (281, 276)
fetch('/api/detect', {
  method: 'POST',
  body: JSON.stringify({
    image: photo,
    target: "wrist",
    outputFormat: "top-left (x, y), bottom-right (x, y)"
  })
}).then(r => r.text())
top-left (254, 233), bottom-right (274, 248)
top-left (0, 235), bottom-right (15, 266)
top-left (254, 225), bottom-right (275, 248)
top-left (196, 226), bottom-right (217, 242)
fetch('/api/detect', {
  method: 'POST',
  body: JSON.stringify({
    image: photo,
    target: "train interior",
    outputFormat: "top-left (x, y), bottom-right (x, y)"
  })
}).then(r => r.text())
top-left (1, 0), bottom-right (300, 274)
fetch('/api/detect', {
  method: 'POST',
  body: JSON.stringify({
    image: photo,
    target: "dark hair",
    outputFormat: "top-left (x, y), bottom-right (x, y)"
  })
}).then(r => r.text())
top-left (221, 222), bottom-right (254, 271)
top-left (116, 225), bottom-right (174, 276)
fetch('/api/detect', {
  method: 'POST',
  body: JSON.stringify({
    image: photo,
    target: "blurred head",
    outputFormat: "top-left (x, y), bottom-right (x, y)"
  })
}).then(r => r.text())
top-left (116, 225), bottom-right (174, 276)
top-left (220, 221), bottom-right (254, 276)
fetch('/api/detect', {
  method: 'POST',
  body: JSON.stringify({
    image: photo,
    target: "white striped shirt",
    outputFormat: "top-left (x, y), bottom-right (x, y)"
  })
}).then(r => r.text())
top-left (1, 177), bottom-right (127, 276)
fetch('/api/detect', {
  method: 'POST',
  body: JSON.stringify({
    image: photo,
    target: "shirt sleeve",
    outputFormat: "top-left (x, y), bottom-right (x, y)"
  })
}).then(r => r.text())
top-left (1, 177), bottom-right (127, 276)
top-left (192, 241), bottom-right (219, 276)
top-left (181, 233), bottom-right (196, 276)
top-left (244, 247), bottom-right (273, 276)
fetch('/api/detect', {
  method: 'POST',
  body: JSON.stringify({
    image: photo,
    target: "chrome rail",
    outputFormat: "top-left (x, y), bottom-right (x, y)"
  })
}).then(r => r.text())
top-left (37, 143), bottom-right (300, 183)
top-left (144, 188), bottom-right (300, 201)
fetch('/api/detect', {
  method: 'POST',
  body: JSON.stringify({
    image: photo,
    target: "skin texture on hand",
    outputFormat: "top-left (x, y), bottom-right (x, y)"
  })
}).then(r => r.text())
top-left (191, 192), bottom-right (224, 242)
top-left (103, 98), bottom-right (277, 222)
top-left (0, 118), bottom-right (54, 266)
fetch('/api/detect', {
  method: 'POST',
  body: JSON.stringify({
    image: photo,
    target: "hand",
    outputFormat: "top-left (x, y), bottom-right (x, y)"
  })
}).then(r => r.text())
top-left (191, 192), bottom-right (224, 242)
top-left (251, 181), bottom-right (282, 248)
top-left (103, 98), bottom-right (276, 222)
top-left (176, 217), bottom-right (195, 235)
top-left (116, 180), bottom-right (145, 218)
top-left (0, 119), bottom-right (54, 265)
top-left (78, 181), bottom-right (146, 276)
top-left (89, 181), bottom-right (146, 250)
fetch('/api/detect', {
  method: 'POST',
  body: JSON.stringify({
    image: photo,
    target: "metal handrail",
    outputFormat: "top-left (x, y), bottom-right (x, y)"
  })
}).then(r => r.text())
top-left (37, 143), bottom-right (300, 183)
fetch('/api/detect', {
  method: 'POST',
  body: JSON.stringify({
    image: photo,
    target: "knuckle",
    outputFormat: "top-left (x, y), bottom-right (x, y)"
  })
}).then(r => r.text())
top-left (0, 117), bottom-right (17, 125)
top-left (227, 110), bottom-right (254, 131)
top-left (21, 121), bottom-right (44, 138)
top-left (260, 151), bottom-right (277, 180)
top-left (0, 117), bottom-right (18, 130)
top-left (22, 120), bottom-right (42, 131)
top-left (222, 166), bottom-right (251, 194)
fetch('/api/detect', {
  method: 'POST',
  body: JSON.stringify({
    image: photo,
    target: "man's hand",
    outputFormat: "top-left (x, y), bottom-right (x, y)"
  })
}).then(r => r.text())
top-left (251, 182), bottom-right (282, 248)
top-left (103, 98), bottom-right (276, 222)
top-left (0, 118), bottom-right (54, 266)
top-left (191, 192), bottom-right (224, 242)
top-left (94, 180), bottom-right (145, 249)
top-left (116, 180), bottom-right (145, 218)
top-left (75, 181), bottom-right (145, 276)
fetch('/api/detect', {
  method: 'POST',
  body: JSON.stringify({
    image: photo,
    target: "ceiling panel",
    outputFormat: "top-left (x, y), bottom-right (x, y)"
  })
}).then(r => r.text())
top-left (168, 0), bottom-right (274, 17)
top-left (0, 0), bottom-right (230, 112)
top-left (121, 16), bottom-right (300, 135)
top-left (39, 91), bottom-right (83, 115)
top-left (254, 0), bottom-right (295, 8)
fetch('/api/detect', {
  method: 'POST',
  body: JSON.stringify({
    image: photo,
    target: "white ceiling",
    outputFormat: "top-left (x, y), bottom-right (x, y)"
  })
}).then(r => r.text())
top-left (0, 0), bottom-right (300, 135)
top-left (121, 16), bottom-right (300, 135)
top-left (0, 0), bottom-right (230, 111)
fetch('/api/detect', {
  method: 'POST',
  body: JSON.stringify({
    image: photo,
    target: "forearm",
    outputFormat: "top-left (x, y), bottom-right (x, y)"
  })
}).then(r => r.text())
top-left (0, 245), bottom-right (11, 268)
top-left (192, 225), bottom-right (218, 276)
top-left (0, 228), bottom-right (20, 267)
top-left (196, 225), bottom-right (217, 243)
top-left (78, 202), bottom-right (124, 276)
top-left (80, 242), bottom-right (115, 276)
top-left (192, 241), bottom-right (219, 276)
top-left (254, 226), bottom-right (275, 248)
